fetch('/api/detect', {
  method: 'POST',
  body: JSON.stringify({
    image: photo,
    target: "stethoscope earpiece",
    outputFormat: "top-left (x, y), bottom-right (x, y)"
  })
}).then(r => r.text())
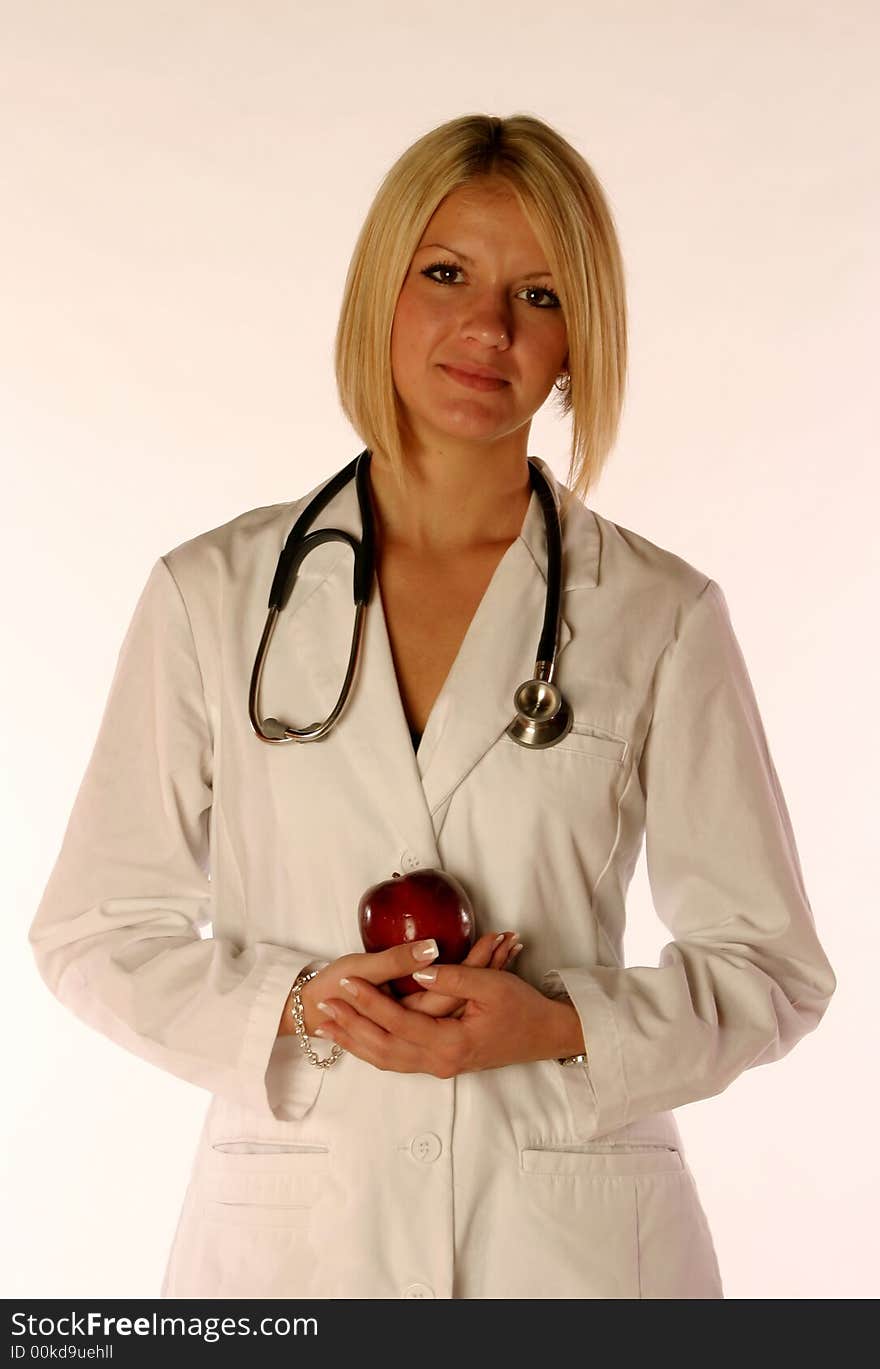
top-left (260, 717), bottom-right (292, 741)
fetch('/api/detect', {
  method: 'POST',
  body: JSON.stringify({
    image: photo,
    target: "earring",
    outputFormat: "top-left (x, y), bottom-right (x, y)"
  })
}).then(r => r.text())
top-left (554, 370), bottom-right (570, 393)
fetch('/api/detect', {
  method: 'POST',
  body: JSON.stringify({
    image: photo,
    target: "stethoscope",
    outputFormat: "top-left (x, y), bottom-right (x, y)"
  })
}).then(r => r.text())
top-left (248, 448), bottom-right (573, 750)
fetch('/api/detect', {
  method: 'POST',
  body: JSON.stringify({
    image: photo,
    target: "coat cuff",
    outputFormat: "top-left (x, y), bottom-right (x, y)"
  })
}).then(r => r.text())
top-left (238, 952), bottom-right (331, 1123)
top-left (542, 966), bottom-right (629, 1138)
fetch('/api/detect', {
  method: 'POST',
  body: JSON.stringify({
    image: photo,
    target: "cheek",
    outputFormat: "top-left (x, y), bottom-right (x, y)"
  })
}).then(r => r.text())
top-left (391, 295), bottom-right (450, 396)
top-left (393, 288), bottom-right (433, 345)
top-left (393, 281), bottom-right (458, 349)
top-left (524, 319), bottom-right (568, 374)
top-left (391, 297), bottom-right (425, 373)
top-left (518, 339), bottom-right (568, 404)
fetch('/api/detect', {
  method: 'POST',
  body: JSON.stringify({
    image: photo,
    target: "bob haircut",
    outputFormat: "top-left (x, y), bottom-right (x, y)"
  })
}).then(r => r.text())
top-left (334, 112), bottom-right (628, 514)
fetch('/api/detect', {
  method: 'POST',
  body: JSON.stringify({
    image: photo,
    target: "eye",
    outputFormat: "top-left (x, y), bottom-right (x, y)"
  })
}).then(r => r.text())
top-left (520, 284), bottom-right (562, 309)
top-left (419, 260), bottom-right (562, 309)
top-left (420, 260), bottom-right (465, 287)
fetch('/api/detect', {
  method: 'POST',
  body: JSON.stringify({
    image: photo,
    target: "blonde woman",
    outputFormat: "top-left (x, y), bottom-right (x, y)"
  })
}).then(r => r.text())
top-left (29, 113), bottom-right (836, 1300)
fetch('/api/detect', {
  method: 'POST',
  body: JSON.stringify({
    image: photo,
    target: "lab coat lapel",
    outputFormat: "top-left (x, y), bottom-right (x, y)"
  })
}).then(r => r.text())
top-left (279, 456), bottom-right (599, 861)
top-left (278, 469), bottom-right (443, 867)
top-left (413, 456), bottom-right (600, 822)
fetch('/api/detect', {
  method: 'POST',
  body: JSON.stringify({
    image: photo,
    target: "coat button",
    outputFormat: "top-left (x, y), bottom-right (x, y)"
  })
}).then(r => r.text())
top-left (400, 851), bottom-right (422, 871)
top-left (410, 1132), bottom-right (442, 1163)
top-left (403, 1282), bottom-right (435, 1298)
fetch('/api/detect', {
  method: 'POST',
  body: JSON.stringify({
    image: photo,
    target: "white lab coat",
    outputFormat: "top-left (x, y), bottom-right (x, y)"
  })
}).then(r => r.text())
top-left (28, 456), bottom-right (837, 1300)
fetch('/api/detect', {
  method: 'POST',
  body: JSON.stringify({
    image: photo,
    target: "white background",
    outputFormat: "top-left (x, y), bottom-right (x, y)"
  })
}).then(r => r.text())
top-left (3, 0), bottom-right (877, 1298)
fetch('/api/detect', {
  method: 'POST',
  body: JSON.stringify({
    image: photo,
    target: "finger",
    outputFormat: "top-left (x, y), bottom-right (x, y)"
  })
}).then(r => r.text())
top-left (490, 932), bottom-right (518, 969)
top-left (354, 938), bottom-right (441, 986)
top-left (323, 976), bottom-right (442, 1049)
top-left (409, 961), bottom-right (497, 1002)
top-left (502, 937), bottom-right (524, 970)
top-left (398, 988), bottom-right (466, 1017)
top-left (314, 1008), bottom-right (425, 1074)
top-left (464, 933), bottom-right (505, 969)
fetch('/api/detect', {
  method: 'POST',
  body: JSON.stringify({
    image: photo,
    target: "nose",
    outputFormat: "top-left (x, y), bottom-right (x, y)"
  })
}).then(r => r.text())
top-left (459, 290), bottom-right (513, 349)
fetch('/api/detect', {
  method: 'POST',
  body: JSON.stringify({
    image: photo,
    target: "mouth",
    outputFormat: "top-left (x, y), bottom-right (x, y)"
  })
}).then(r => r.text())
top-left (439, 364), bottom-right (509, 392)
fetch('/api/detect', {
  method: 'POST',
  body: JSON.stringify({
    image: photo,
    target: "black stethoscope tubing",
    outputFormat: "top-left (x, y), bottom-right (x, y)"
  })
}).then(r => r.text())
top-left (249, 448), bottom-right (573, 748)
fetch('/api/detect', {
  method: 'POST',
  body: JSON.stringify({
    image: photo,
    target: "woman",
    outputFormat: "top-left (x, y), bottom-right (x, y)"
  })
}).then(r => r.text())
top-left (28, 113), bottom-right (837, 1300)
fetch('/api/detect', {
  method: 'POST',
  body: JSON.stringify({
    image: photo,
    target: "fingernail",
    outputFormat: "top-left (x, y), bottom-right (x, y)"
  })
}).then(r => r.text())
top-left (313, 1027), bottom-right (330, 1037)
top-left (493, 934), bottom-right (505, 948)
top-left (510, 943), bottom-right (524, 958)
top-left (338, 977), bottom-right (359, 997)
top-left (412, 967), bottom-right (437, 983)
top-left (316, 999), bottom-right (338, 1019)
top-left (413, 939), bottom-right (439, 961)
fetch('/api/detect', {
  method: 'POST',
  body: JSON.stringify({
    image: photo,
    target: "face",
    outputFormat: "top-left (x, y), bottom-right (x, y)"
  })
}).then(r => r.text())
top-left (389, 178), bottom-right (568, 461)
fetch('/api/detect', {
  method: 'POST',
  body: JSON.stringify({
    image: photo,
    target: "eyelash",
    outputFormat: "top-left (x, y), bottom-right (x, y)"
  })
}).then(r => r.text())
top-left (419, 259), bottom-right (562, 309)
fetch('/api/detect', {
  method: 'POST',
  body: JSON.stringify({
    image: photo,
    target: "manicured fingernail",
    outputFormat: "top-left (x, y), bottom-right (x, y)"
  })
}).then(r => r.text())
top-left (510, 943), bottom-right (524, 957)
top-left (413, 939), bottom-right (439, 961)
top-left (313, 1027), bottom-right (330, 1037)
top-left (492, 933), bottom-right (505, 948)
top-left (338, 977), bottom-right (359, 997)
top-left (316, 999), bottom-right (338, 1019)
top-left (412, 967), bottom-right (437, 983)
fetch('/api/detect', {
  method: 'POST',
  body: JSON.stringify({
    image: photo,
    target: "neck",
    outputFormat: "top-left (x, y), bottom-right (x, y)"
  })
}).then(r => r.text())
top-left (368, 445), bottom-right (533, 557)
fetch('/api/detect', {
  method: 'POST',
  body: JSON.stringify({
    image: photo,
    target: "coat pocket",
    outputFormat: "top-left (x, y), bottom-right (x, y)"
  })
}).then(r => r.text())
top-left (520, 1143), bottom-right (683, 1177)
top-left (203, 1139), bottom-right (331, 1190)
top-left (504, 721), bottom-right (627, 764)
top-left (210, 1139), bottom-right (330, 1160)
top-left (561, 723), bottom-right (628, 764)
top-left (163, 1143), bottom-right (330, 1298)
top-left (200, 1196), bottom-right (313, 1229)
top-left (513, 1145), bottom-right (722, 1298)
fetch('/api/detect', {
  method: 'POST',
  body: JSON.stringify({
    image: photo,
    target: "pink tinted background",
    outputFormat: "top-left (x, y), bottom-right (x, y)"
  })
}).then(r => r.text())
top-left (3, 1), bottom-right (876, 1298)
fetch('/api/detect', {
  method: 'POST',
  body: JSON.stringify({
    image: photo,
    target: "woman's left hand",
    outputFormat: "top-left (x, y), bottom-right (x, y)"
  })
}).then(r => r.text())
top-left (311, 960), bottom-right (577, 1075)
top-left (395, 930), bottom-right (522, 1020)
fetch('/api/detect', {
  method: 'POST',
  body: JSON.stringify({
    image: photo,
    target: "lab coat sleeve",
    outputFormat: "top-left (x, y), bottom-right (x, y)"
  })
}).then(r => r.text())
top-left (27, 555), bottom-right (330, 1124)
top-left (542, 577), bottom-right (837, 1138)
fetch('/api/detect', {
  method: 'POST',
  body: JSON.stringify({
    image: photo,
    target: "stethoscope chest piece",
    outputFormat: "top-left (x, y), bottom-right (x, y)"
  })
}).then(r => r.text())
top-left (506, 675), bottom-right (573, 749)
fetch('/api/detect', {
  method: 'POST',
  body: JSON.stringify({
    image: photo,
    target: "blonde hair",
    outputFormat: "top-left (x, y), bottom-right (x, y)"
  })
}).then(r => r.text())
top-left (334, 112), bottom-right (628, 512)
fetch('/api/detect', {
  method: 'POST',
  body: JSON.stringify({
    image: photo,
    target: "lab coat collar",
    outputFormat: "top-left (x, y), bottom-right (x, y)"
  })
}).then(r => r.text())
top-left (282, 453), bottom-right (600, 864)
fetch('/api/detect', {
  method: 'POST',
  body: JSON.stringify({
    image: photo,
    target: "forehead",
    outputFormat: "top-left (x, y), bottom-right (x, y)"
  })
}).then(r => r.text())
top-left (417, 182), bottom-right (546, 257)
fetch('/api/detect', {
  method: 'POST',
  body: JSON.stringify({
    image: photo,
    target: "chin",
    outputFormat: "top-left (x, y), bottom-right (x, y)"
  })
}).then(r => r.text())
top-left (412, 401), bottom-right (515, 440)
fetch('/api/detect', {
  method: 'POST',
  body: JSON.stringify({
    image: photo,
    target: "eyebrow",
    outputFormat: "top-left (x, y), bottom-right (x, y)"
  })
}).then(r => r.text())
top-left (417, 242), bottom-right (554, 281)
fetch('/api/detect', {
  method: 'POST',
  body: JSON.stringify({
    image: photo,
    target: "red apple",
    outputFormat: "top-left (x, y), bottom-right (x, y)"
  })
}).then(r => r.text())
top-left (358, 868), bottom-right (476, 995)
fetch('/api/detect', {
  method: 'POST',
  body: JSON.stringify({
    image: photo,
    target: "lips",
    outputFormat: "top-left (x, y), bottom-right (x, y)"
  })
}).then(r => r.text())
top-left (440, 364), bottom-right (509, 392)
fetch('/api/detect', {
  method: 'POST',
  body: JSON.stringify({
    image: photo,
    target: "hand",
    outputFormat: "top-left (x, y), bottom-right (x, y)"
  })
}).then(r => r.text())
top-left (280, 939), bottom-right (442, 1039)
top-left (280, 933), bottom-right (522, 1039)
top-left (396, 931), bottom-right (523, 1020)
top-left (310, 960), bottom-right (579, 1076)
